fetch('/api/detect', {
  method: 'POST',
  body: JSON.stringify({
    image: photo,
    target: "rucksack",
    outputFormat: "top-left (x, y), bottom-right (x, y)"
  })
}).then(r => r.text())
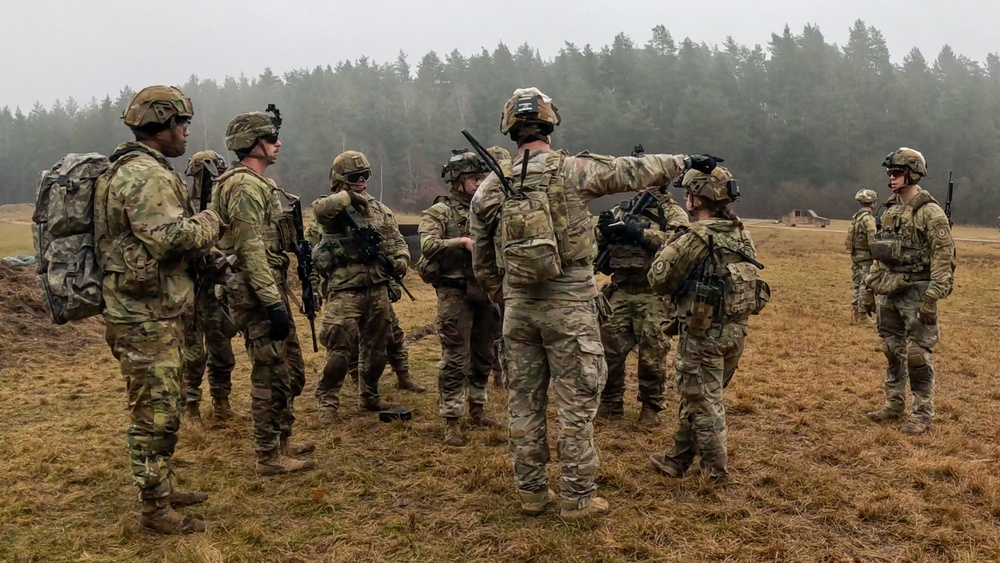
top-left (497, 151), bottom-right (565, 286)
top-left (32, 153), bottom-right (109, 324)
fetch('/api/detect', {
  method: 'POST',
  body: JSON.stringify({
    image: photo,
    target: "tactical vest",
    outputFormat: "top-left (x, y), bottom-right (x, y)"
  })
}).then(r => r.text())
top-left (845, 209), bottom-right (873, 260)
top-left (313, 206), bottom-right (374, 274)
top-left (870, 192), bottom-right (937, 274)
top-left (496, 150), bottom-right (596, 286)
top-left (214, 167), bottom-right (295, 260)
top-left (415, 194), bottom-right (473, 286)
top-left (607, 196), bottom-right (672, 283)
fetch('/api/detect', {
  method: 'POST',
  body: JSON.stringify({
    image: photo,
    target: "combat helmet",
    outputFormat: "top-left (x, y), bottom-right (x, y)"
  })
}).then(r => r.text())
top-left (122, 85), bottom-right (193, 130)
top-left (441, 149), bottom-right (488, 184)
top-left (679, 166), bottom-right (738, 203)
top-left (854, 189), bottom-right (878, 205)
top-left (500, 87), bottom-right (561, 141)
top-left (225, 109), bottom-right (280, 153)
top-left (330, 150), bottom-right (371, 188)
top-left (185, 150), bottom-right (227, 177)
top-left (882, 147), bottom-right (927, 185)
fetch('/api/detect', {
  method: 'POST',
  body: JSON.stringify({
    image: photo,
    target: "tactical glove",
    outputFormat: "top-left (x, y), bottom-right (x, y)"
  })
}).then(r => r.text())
top-left (918, 299), bottom-right (937, 325)
top-left (348, 191), bottom-right (369, 214)
top-left (618, 219), bottom-right (644, 244)
top-left (392, 258), bottom-right (409, 277)
top-left (688, 154), bottom-right (724, 174)
top-left (266, 303), bottom-right (291, 341)
top-left (861, 289), bottom-right (876, 317)
top-left (597, 210), bottom-right (616, 239)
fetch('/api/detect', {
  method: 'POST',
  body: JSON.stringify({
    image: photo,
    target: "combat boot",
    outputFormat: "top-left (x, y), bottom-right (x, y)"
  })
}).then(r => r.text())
top-left (167, 482), bottom-right (208, 507)
top-left (255, 450), bottom-right (317, 476)
top-left (469, 404), bottom-right (504, 429)
top-left (853, 311), bottom-right (871, 324)
top-left (280, 434), bottom-right (316, 458)
top-left (139, 498), bottom-right (206, 534)
top-left (396, 371), bottom-right (426, 393)
top-left (559, 496), bottom-right (610, 521)
top-left (865, 407), bottom-right (905, 423)
top-left (595, 402), bottom-right (624, 421)
top-left (318, 409), bottom-right (340, 425)
top-left (519, 488), bottom-right (556, 516)
top-left (361, 396), bottom-right (398, 412)
top-left (901, 417), bottom-right (931, 435)
top-left (638, 405), bottom-right (660, 427)
top-left (649, 454), bottom-right (685, 478)
top-left (443, 418), bottom-right (466, 447)
top-left (210, 398), bottom-right (234, 421)
top-left (184, 402), bottom-right (201, 421)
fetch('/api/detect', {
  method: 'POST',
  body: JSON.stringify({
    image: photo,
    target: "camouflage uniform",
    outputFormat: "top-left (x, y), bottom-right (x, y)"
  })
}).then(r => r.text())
top-left (95, 142), bottom-right (220, 501)
top-left (846, 189), bottom-right (878, 322)
top-left (867, 186), bottom-right (955, 431)
top-left (596, 190), bottom-right (688, 421)
top-left (313, 151), bottom-right (410, 415)
top-left (419, 159), bottom-right (499, 439)
top-left (181, 151), bottom-right (236, 415)
top-left (470, 135), bottom-right (689, 508)
top-left (486, 146), bottom-right (512, 388)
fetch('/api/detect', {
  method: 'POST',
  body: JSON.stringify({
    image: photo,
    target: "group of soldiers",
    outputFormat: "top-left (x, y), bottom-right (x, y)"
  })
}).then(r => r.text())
top-left (846, 148), bottom-right (956, 436)
top-left (92, 81), bottom-right (953, 536)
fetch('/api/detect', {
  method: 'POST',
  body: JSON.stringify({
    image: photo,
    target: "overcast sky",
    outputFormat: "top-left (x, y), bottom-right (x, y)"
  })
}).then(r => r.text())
top-left (2, 0), bottom-right (997, 111)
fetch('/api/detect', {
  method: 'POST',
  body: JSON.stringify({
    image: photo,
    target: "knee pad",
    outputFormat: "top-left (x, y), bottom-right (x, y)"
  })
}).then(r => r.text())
top-left (906, 344), bottom-right (929, 369)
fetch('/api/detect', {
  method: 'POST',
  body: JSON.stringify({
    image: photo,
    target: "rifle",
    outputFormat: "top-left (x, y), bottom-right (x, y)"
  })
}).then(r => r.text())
top-left (944, 170), bottom-right (954, 227)
top-left (289, 199), bottom-right (318, 352)
top-left (461, 129), bottom-right (521, 201)
top-left (198, 159), bottom-right (219, 212)
top-left (594, 190), bottom-right (659, 273)
top-left (339, 210), bottom-right (415, 302)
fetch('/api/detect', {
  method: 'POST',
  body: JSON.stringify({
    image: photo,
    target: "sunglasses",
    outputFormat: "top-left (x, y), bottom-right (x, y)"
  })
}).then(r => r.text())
top-left (346, 169), bottom-right (372, 184)
top-left (887, 169), bottom-right (905, 178)
top-left (260, 133), bottom-right (279, 144)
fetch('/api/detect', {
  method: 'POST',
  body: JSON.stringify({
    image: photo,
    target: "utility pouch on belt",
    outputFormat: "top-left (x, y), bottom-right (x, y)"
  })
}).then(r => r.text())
top-left (865, 269), bottom-right (914, 296)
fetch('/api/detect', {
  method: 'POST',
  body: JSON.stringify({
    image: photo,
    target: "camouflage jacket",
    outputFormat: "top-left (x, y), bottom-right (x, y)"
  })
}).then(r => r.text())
top-left (596, 190), bottom-right (689, 290)
top-left (647, 219), bottom-right (757, 325)
top-left (470, 148), bottom-right (688, 302)
top-left (869, 187), bottom-right (955, 302)
top-left (312, 190), bottom-right (408, 293)
top-left (212, 164), bottom-right (292, 308)
top-left (418, 191), bottom-right (475, 283)
top-left (95, 142), bottom-right (220, 323)
top-left (845, 208), bottom-right (876, 262)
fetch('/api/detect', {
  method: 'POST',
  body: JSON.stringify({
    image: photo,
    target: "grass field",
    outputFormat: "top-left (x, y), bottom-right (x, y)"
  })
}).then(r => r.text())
top-left (3, 205), bottom-right (1000, 562)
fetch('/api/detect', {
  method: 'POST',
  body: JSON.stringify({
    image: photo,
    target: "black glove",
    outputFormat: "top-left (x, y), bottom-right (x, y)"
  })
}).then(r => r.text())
top-left (597, 210), bottom-right (616, 239)
top-left (266, 303), bottom-right (291, 341)
top-left (618, 219), bottom-right (644, 244)
top-left (348, 191), bottom-right (369, 214)
top-left (689, 154), bottom-right (724, 174)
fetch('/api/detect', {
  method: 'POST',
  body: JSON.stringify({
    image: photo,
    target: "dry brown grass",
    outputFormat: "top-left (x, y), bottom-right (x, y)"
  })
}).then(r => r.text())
top-left (3, 220), bottom-right (1000, 562)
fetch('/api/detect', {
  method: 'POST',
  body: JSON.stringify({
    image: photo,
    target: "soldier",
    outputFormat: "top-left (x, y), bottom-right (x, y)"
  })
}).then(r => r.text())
top-left (486, 145), bottom-right (510, 389)
top-left (313, 150), bottom-right (410, 422)
top-left (647, 166), bottom-right (764, 483)
top-left (418, 150), bottom-right (502, 447)
top-left (95, 85), bottom-right (220, 533)
top-left (182, 150), bottom-right (237, 421)
top-left (213, 110), bottom-right (316, 476)
top-left (862, 148), bottom-right (955, 435)
top-left (595, 187), bottom-right (688, 426)
top-left (846, 189), bottom-right (878, 323)
top-left (469, 87), bottom-right (719, 519)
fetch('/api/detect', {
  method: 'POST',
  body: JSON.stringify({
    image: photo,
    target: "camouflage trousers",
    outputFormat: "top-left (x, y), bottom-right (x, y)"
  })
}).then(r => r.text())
top-left (182, 286), bottom-right (236, 404)
top-left (850, 259), bottom-right (873, 315)
top-left (348, 302), bottom-right (408, 381)
top-left (105, 318), bottom-right (184, 499)
top-left (317, 285), bottom-right (391, 410)
top-left (435, 285), bottom-right (497, 418)
top-left (493, 303), bottom-right (506, 386)
top-left (876, 282), bottom-right (939, 423)
top-left (505, 297), bottom-right (607, 506)
top-left (662, 322), bottom-right (747, 480)
top-left (598, 286), bottom-right (672, 412)
top-left (232, 286), bottom-right (304, 453)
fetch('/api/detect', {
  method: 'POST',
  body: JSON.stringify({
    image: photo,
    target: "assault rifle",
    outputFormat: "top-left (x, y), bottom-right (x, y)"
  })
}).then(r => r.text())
top-left (198, 159), bottom-right (219, 212)
top-left (944, 170), bottom-right (954, 227)
top-left (594, 190), bottom-right (659, 274)
top-left (339, 211), bottom-right (415, 302)
top-left (289, 199), bottom-right (318, 352)
top-left (461, 129), bottom-right (521, 201)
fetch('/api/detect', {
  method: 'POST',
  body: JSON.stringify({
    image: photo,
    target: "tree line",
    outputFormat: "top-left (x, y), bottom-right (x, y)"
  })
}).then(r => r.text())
top-left (1, 21), bottom-right (998, 223)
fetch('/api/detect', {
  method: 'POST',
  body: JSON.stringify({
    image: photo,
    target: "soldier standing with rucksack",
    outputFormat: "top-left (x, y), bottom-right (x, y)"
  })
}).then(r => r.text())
top-left (94, 86), bottom-right (221, 533)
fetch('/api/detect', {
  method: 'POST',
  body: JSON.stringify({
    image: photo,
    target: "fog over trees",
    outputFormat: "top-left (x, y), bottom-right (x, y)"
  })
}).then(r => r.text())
top-left (1, 21), bottom-right (998, 222)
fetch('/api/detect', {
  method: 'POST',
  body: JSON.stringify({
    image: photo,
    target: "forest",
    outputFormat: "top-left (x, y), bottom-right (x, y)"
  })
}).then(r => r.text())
top-left (1, 21), bottom-right (998, 223)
